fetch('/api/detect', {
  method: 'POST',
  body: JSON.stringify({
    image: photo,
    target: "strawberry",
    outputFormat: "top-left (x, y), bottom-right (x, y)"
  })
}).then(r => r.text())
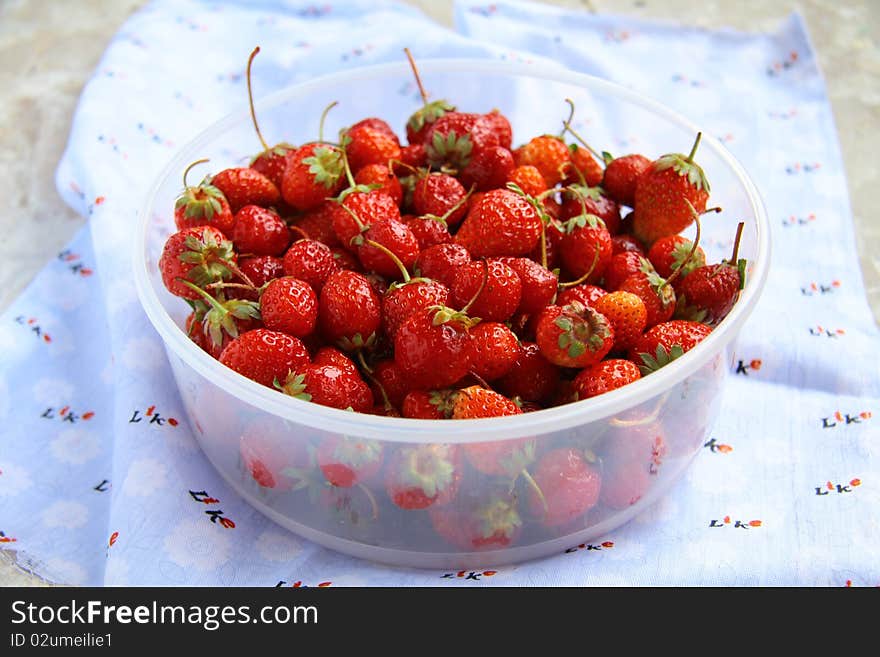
top-left (463, 438), bottom-right (536, 478)
top-left (618, 265), bottom-right (676, 329)
top-left (573, 359), bottom-right (641, 399)
top-left (430, 491), bottom-right (522, 550)
top-left (382, 278), bottom-right (449, 340)
top-left (211, 167), bottom-right (280, 214)
top-left (174, 160), bottom-right (235, 235)
top-left (563, 143), bottom-right (604, 187)
top-left (459, 145), bottom-right (515, 191)
top-left (232, 205), bottom-right (290, 256)
top-left (535, 302), bottom-right (614, 368)
top-left (483, 109), bottom-right (513, 149)
top-left (628, 320), bottom-right (712, 374)
top-left (344, 122), bottom-right (401, 173)
top-left (329, 247), bottom-right (361, 272)
top-left (497, 342), bottom-right (559, 403)
top-left (186, 303), bottom-right (259, 360)
top-left (412, 173), bottom-right (468, 227)
top-left (647, 234), bottom-right (706, 281)
top-left (313, 346), bottom-right (358, 377)
top-left (369, 359), bottom-right (410, 408)
top-left (450, 260), bottom-right (522, 322)
top-left (402, 390), bottom-right (455, 420)
top-left (239, 418), bottom-right (313, 491)
top-left (396, 143), bottom-right (427, 172)
top-left (354, 163), bottom-right (403, 206)
top-left (403, 48), bottom-right (455, 145)
top-left (160, 226), bottom-right (234, 299)
top-left (424, 112), bottom-right (499, 171)
top-left (468, 322), bottom-right (522, 381)
top-left (281, 142), bottom-right (345, 211)
top-left (633, 133), bottom-right (710, 245)
top-left (611, 233), bottom-right (646, 256)
top-left (559, 214), bottom-right (612, 284)
top-left (315, 436), bottom-right (383, 487)
top-left (413, 243), bottom-right (471, 288)
top-left (278, 364), bottom-right (373, 413)
top-left (351, 117), bottom-right (398, 140)
top-left (594, 290), bottom-right (648, 352)
top-left (603, 251), bottom-right (647, 292)
top-left (514, 135), bottom-right (570, 187)
top-left (599, 425), bottom-right (661, 509)
top-left (494, 257), bottom-right (558, 316)
top-left (355, 218), bottom-right (419, 279)
top-left (530, 217), bottom-right (564, 270)
top-left (318, 269), bottom-right (381, 351)
top-left (330, 190), bottom-right (401, 250)
top-left (451, 385), bottom-right (521, 419)
top-left (385, 443), bottom-right (460, 510)
top-left (454, 188), bottom-right (542, 258)
top-left (507, 164), bottom-right (547, 197)
top-left (528, 447), bottom-right (601, 527)
top-left (556, 283), bottom-right (606, 309)
top-left (560, 185), bottom-right (621, 235)
top-left (602, 154), bottom-right (652, 207)
top-left (259, 277), bottom-right (318, 338)
top-left (394, 305), bottom-right (477, 389)
top-left (236, 255), bottom-right (283, 300)
top-left (675, 223), bottom-right (746, 326)
top-left (282, 239), bottom-right (338, 293)
top-left (403, 214), bottom-right (452, 250)
top-left (219, 328), bottom-right (310, 388)
top-left (292, 201), bottom-right (340, 247)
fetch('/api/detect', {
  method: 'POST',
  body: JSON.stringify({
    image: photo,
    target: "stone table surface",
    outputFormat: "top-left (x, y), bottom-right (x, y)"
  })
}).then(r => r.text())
top-left (1, 0), bottom-right (877, 586)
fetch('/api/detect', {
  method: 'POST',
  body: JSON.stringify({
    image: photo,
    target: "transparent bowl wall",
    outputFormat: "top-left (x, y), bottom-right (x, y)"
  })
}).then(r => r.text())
top-left (135, 60), bottom-right (769, 568)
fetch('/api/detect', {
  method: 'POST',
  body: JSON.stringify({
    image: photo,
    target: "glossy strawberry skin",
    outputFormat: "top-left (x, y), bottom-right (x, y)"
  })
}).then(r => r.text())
top-left (633, 165), bottom-right (710, 245)
top-left (413, 243), bottom-right (472, 288)
top-left (382, 279), bottom-right (450, 340)
top-left (174, 188), bottom-right (235, 235)
top-left (394, 307), bottom-right (473, 390)
top-left (370, 359), bottom-right (410, 408)
top-left (455, 188), bottom-right (542, 258)
top-left (318, 270), bottom-right (382, 347)
top-left (331, 191), bottom-right (401, 250)
top-left (529, 448), bottom-right (602, 527)
top-left (260, 277), bottom-right (318, 338)
top-left (313, 346), bottom-right (359, 377)
top-left (211, 167), bottom-right (281, 213)
top-left (354, 163), bottom-right (403, 206)
top-left (611, 234), bottom-right (646, 256)
top-left (602, 154), bottom-right (652, 207)
top-left (159, 226), bottom-right (232, 300)
top-left (356, 218), bottom-right (420, 279)
top-left (647, 234), bottom-right (706, 281)
top-left (556, 283), bottom-right (606, 310)
top-left (412, 174), bottom-right (468, 226)
top-left (237, 255), bottom-right (284, 301)
top-left (468, 322), bottom-right (522, 381)
top-left (403, 215), bottom-right (452, 250)
top-left (459, 146), bottom-right (515, 192)
top-left (559, 222), bottom-right (613, 284)
top-left (452, 385), bottom-right (522, 419)
top-left (449, 260), bottom-right (522, 322)
top-left (401, 390), bottom-right (449, 420)
top-left (233, 205), bottom-right (290, 256)
top-left (345, 124), bottom-right (401, 173)
top-left (483, 110), bottom-right (513, 149)
top-left (603, 251), bottom-right (646, 292)
top-left (293, 201), bottom-right (340, 247)
top-left (677, 262), bottom-right (742, 326)
top-left (507, 165), bottom-right (548, 197)
top-left (396, 143), bottom-right (427, 173)
top-left (534, 304), bottom-right (614, 369)
top-left (573, 359), bottom-right (641, 399)
top-left (282, 239), bottom-right (338, 293)
top-left (297, 364), bottom-right (373, 413)
top-left (497, 342), bottom-right (559, 403)
top-left (618, 270), bottom-right (676, 329)
top-left (494, 257), bottom-right (558, 316)
top-left (627, 320), bottom-right (712, 363)
top-left (281, 143), bottom-right (345, 212)
top-left (251, 147), bottom-right (296, 190)
top-left (560, 188), bottom-right (621, 235)
top-left (563, 144), bottom-right (604, 187)
top-left (219, 328), bottom-right (310, 388)
top-left (594, 290), bottom-right (648, 352)
top-left (423, 112), bottom-right (499, 171)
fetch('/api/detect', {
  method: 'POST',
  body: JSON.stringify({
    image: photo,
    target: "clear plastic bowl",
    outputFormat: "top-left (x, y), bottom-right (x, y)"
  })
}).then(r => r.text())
top-left (134, 59), bottom-right (770, 568)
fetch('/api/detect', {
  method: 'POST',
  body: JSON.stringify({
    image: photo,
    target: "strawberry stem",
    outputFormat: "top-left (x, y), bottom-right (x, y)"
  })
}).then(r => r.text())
top-left (364, 239), bottom-right (410, 282)
top-left (467, 371), bottom-right (493, 391)
top-left (404, 47), bottom-right (429, 105)
top-left (356, 482), bottom-right (379, 521)
top-left (288, 224), bottom-right (311, 242)
top-left (561, 98), bottom-right (603, 162)
top-left (437, 184), bottom-right (474, 224)
top-left (206, 281), bottom-right (259, 293)
top-left (246, 46), bottom-right (270, 153)
top-left (176, 279), bottom-right (230, 315)
top-left (729, 221), bottom-right (745, 264)
top-left (339, 203), bottom-right (367, 231)
top-left (520, 468), bottom-right (548, 515)
top-left (220, 258), bottom-right (256, 289)
top-left (686, 132), bottom-right (702, 163)
top-left (318, 101), bottom-right (339, 145)
top-left (182, 158), bottom-right (209, 189)
top-left (557, 245), bottom-right (600, 289)
top-left (460, 260), bottom-right (489, 314)
top-left (340, 142), bottom-right (357, 189)
top-left (663, 202), bottom-right (704, 289)
top-left (355, 349), bottom-right (374, 375)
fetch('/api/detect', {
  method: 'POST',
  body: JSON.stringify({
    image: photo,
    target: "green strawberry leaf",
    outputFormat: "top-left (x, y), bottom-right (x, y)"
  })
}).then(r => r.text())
top-left (638, 343), bottom-right (685, 375)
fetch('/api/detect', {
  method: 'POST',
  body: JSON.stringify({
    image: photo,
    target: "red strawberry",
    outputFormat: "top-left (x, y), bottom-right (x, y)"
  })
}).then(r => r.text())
top-left (594, 290), bottom-right (648, 352)
top-left (430, 491), bottom-right (522, 550)
top-left (403, 48), bottom-right (455, 145)
top-left (160, 226), bottom-right (234, 299)
top-left (647, 234), bottom-right (706, 281)
top-left (237, 255), bottom-right (284, 300)
top-left (211, 167), bottom-right (280, 213)
top-left (603, 251), bottom-right (647, 292)
top-left (385, 443), bottom-right (460, 510)
top-left (618, 266), bottom-right (676, 329)
top-left (292, 201), bottom-right (340, 247)
top-left (412, 173), bottom-right (468, 227)
top-left (451, 385), bottom-right (521, 419)
top-left (454, 188), bottom-right (542, 258)
top-left (563, 143), bottom-right (604, 187)
top-left (318, 269), bottom-right (381, 351)
top-left (239, 419), bottom-right (313, 491)
top-left (232, 205), bottom-right (290, 256)
top-left (403, 215), bottom-right (452, 250)
top-left (282, 239), bottom-right (338, 293)
top-left (530, 218), bottom-right (564, 270)
top-left (413, 243), bottom-right (471, 288)
top-left (560, 185), bottom-right (621, 235)
top-left (514, 135), bottom-right (570, 187)
top-left (507, 164), bottom-right (547, 197)
top-left (574, 358), bottom-right (641, 399)
top-left (468, 322), bottom-right (522, 381)
top-left (483, 109), bottom-right (512, 149)
top-left (459, 145), bottom-right (515, 191)
top-left (450, 260), bottom-right (522, 322)
top-left (423, 112), bottom-right (499, 171)
top-left (186, 304), bottom-right (259, 360)
top-left (259, 277), bottom-right (318, 338)
top-left (494, 257), bottom-right (558, 316)
top-left (402, 390), bottom-right (454, 420)
top-left (354, 163), bottom-right (403, 206)
top-left (382, 278), bottom-right (449, 340)
top-left (529, 447), bottom-right (602, 527)
top-left (611, 233), bottom-right (646, 256)
top-left (559, 214), bottom-right (613, 284)
top-left (281, 143), bottom-right (345, 211)
top-left (315, 436), bottom-right (383, 487)
top-left (602, 154), bottom-right (652, 207)
top-left (535, 302), bottom-right (614, 368)
top-left (344, 123), bottom-right (401, 173)
top-left (633, 133), bottom-right (710, 245)
top-left (394, 305), bottom-right (476, 389)
top-left (370, 359), bottom-right (410, 408)
top-left (556, 283), bottom-right (606, 309)
top-left (329, 246), bottom-right (362, 272)
top-left (397, 143), bottom-right (427, 172)
top-left (351, 117), bottom-right (398, 139)
top-left (463, 438), bottom-right (536, 478)
top-left (313, 346), bottom-right (358, 377)
top-left (174, 160), bottom-right (235, 235)
top-left (278, 364), bottom-right (373, 413)
top-left (355, 218), bottom-right (419, 279)
top-left (330, 190), bottom-right (401, 249)
top-left (497, 342), bottom-right (559, 403)
top-left (628, 320), bottom-right (712, 373)
top-left (219, 328), bottom-right (310, 388)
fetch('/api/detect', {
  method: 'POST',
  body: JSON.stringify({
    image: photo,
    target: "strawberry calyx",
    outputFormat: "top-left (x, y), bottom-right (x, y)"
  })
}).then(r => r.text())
top-left (337, 332), bottom-right (378, 353)
top-left (638, 343), bottom-right (685, 375)
top-left (331, 436), bottom-right (382, 471)
top-left (561, 211), bottom-right (605, 234)
top-left (426, 129), bottom-right (473, 171)
top-left (275, 371), bottom-right (312, 402)
top-left (303, 144), bottom-right (345, 190)
top-left (408, 99), bottom-right (455, 137)
top-left (670, 239), bottom-right (705, 277)
top-left (496, 440), bottom-right (537, 478)
top-left (476, 495), bottom-right (522, 542)
top-left (639, 259), bottom-right (676, 309)
top-left (653, 132), bottom-right (711, 192)
top-left (428, 304), bottom-right (481, 331)
top-left (673, 293), bottom-right (709, 323)
top-left (177, 279), bottom-right (260, 347)
top-left (428, 389), bottom-right (456, 418)
top-left (177, 228), bottom-right (237, 288)
top-left (555, 301), bottom-right (613, 359)
top-left (397, 444), bottom-right (456, 499)
top-left (175, 159), bottom-right (226, 221)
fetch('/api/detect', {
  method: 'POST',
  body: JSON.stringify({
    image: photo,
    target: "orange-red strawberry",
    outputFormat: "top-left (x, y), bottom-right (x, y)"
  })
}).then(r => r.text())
top-left (495, 257), bottom-right (558, 316)
top-left (259, 277), bottom-right (318, 338)
top-left (468, 322), bottom-right (522, 381)
top-left (451, 386), bottom-right (521, 419)
top-left (559, 214), bottom-right (613, 283)
top-left (211, 167), bottom-right (280, 213)
top-left (529, 447), bottom-right (601, 527)
top-left (535, 302), bottom-right (614, 368)
top-left (628, 319), bottom-right (712, 373)
top-left (412, 173), bottom-right (468, 226)
top-left (394, 305), bottom-right (477, 389)
top-left (354, 163), bottom-right (403, 206)
top-left (344, 122), bottom-right (402, 173)
top-left (413, 242), bottom-right (471, 288)
top-left (232, 205), bottom-right (290, 256)
top-left (459, 145), bottom-right (515, 191)
top-left (385, 443), bottom-right (460, 509)
top-left (403, 214), bottom-right (452, 250)
top-left (330, 190), bottom-right (401, 249)
top-left (174, 161), bottom-right (235, 235)
top-left (497, 342), bottom-right (559, 403)
top-left (315, 435), bottom-right (383, 487)
top-left (633, 133), bottom-right (710, 245)
top-left (594, 290), bottom-right (648, 352)
top-left (483, 109), bottom-right (512, 149)
top-left (618, 266), bottom-right (676, 329)
top-left (450, 260), bottom-right (522, 322)
top-left (351, 117), bottom-right (398, 140)
top-left (507, 164), bottom-right (547, 197)
top-left (647, 234), bottom-right (706, 281)
top-left (218, 328), bottom-right (310, 388)
top-left (514, 135), bottom-right (570, 187)
top-left (282, 239), bottom-right (338, 293)
top-left (278, 364), bottom-right (373, 413)
top-left (560, 184), bottom-right (621, 235)
top-left (318, 269), bottom-right (381, 351)
top-left (454, 188), bottom-right (542, 258)
top-left (160, 226), bottom-right (235, 299)
top-left (556, 283), bottom-right (605, 309)
top-left (563, 143), bottom-right (604, 187)
top-left (573, 358), bottom-right (641, 399)
top-left (603, 251), bottom-right (647, 292)
top-left (281, 143), bottom-right (345, 211)
top-left (602, 154), bottom-right (652, 207)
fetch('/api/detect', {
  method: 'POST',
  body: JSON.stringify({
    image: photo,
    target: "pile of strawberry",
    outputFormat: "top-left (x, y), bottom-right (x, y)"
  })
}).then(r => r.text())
top-left (158, 48), bottom-right (748, 548)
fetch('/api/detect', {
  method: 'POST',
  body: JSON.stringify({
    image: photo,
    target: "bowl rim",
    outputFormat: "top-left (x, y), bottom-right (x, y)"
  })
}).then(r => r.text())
top-left (133, 57), bottom-right (771, 443)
